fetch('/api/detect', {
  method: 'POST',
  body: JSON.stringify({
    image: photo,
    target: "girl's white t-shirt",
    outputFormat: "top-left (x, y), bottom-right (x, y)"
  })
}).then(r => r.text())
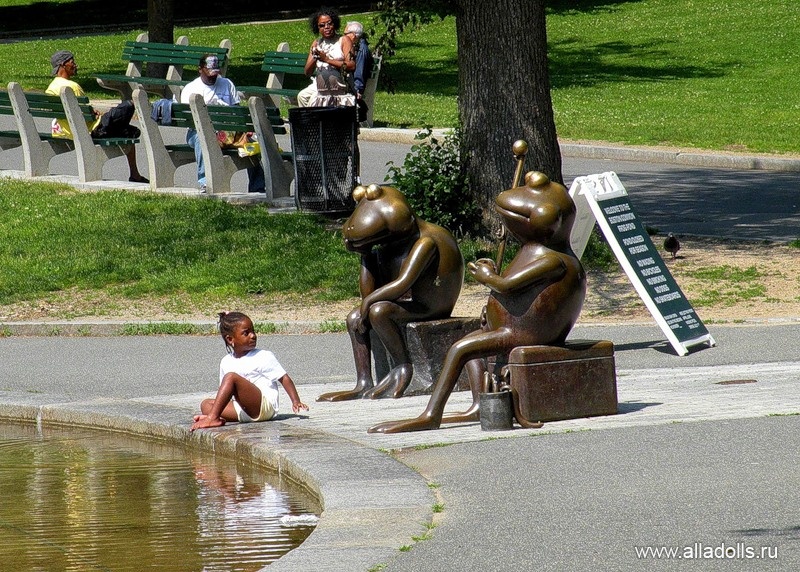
top-left (219, 349), bottom-right (286, 411)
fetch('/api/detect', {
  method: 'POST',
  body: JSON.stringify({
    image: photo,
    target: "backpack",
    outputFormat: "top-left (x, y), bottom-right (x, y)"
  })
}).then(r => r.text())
top-left (92, 100), bottom-right (140, 139)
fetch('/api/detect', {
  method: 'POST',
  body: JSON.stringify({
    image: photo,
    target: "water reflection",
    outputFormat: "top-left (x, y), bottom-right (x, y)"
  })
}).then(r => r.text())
top-left (0, 422), bottom-right (320, 571)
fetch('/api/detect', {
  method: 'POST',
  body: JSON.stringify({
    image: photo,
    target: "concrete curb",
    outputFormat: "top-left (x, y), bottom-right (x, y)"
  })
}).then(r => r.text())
top-left (559, 142), bottom-right (800, 172)
top-left (357, 127), bottom-right (800, 172)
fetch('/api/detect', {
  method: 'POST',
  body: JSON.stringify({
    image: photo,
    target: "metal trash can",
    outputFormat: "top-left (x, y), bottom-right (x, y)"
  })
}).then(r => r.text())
top-left (289, 106), bottom-right (358, 214)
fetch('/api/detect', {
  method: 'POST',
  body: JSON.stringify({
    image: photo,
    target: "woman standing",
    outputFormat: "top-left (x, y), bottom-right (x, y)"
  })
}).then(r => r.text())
top-left (297, 7), bottom-right (355, 107)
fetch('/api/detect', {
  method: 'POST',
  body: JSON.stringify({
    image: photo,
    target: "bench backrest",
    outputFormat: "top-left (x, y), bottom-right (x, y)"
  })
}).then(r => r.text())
top-left (123, 41), bottom-right (230, 69)
top-left (0, 90), bottom-right (12, 116)
top-left (260, 50), bottom-right (307, 75)
top-left (168, 102), bottom-right (286, 135)
top-left (170, 101), bottom-right (254, 132)
top-left (22, 91), bottom-right (93, 123)
top-left (114, 35), bottom-right (232, 85)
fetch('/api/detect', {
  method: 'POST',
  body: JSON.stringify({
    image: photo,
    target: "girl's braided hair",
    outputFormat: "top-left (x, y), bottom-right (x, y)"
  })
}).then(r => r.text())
top-left (218, 311), bottom-right (249, 353)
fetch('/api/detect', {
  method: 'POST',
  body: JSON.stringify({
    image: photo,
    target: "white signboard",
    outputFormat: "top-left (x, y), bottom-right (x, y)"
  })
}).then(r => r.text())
top-left (569, 172), bottom-right (715, 356)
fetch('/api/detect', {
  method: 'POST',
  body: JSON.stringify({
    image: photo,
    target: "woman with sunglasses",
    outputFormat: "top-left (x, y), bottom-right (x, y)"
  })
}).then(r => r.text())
top-left (298, 6), bottom-right (355, 107)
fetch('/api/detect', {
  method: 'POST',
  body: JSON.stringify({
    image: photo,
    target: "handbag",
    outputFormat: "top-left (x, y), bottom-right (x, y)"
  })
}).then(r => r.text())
top-left (216, 130), bottom-right (251, 149)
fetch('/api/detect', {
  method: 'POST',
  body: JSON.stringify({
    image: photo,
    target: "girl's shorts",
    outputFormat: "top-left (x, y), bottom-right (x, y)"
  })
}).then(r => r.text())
top-left (233, 393), bottom-right (276, 423)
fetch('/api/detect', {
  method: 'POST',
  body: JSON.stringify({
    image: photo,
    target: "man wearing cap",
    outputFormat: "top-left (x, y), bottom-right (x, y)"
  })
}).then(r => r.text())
top-left (47, 50), bottom-right (148, 183)
top-left (180, 54), bottom-right (264, 192)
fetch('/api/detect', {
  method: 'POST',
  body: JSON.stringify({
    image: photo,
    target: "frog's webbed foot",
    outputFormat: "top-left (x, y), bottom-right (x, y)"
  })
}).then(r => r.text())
top-left (317, 379), bottom-right (374, 402)
top-left (441, 402), bottom-right (480, 424)
top-left (368, 412), bottom-right (441, 434)
top-left (363, 364), bottom-right (413, 399)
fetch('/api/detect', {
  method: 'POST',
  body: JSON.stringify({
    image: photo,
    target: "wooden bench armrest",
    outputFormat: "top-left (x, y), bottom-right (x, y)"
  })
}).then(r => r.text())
top-left (132, 88), bottom-right (196, 188)
top-left (8, 82), bottom-right (82, 176)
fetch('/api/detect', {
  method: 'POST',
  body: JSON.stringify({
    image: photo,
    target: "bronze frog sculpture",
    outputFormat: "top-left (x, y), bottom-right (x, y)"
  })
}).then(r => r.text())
top-left (317, 184), bottom-right (464, 401)
top-left (369, 171), bottom-right (586, 432)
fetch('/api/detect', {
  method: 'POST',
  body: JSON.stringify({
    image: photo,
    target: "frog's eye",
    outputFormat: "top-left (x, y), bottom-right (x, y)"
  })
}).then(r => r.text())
top-left (366, 184), bottom-right (383, 200)
top-left (524, 171), bottom-right (550, 188)
top-left (352, 185), bottom-right (367, 202)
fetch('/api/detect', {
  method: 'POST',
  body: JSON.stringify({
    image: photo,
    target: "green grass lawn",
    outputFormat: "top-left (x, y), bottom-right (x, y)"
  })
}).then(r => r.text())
top-left (2, 1), bottom-right (799, 154)
top-left (0, 179), bottom-right (359, 307)
top-left (1, 1), bottom-right (798, 316)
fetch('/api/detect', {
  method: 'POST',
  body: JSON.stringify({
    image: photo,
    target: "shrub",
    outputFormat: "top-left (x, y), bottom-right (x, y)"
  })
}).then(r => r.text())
top-left (582, 226), bottom-right (617, 271)
top-left (387, 128), bottom-right (481, 237)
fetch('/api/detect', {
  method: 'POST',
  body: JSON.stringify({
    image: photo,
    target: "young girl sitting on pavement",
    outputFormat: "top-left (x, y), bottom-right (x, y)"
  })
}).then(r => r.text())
top-left (191, 311), bottom-right (308, 431)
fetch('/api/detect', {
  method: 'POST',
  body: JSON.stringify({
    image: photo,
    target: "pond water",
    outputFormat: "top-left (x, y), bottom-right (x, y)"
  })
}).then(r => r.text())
top-left (0, 421), bottom-right (321, 571)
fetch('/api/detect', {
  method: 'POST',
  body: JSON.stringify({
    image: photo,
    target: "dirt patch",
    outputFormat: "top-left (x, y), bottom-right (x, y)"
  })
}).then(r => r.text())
top-left (1, 237), bottom-right (798, 326)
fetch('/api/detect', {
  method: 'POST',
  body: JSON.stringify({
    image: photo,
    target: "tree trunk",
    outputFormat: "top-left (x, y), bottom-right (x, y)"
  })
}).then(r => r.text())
top-left (147, 0), bottom-right (175, 83)
top-left (455, 0), bottom-right (562, 230)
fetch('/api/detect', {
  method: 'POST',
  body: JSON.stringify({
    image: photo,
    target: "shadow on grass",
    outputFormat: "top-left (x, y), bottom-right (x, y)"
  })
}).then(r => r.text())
top-left (549, 37), bottom-right (733, 90)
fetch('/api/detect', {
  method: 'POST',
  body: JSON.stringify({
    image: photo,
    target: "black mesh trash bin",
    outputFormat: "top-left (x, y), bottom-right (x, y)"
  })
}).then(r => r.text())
top-left (289, 106), bottom-right (358, 214)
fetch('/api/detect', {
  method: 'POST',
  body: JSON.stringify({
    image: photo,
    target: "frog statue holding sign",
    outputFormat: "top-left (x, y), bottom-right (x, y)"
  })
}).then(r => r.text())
top-left (317, 184), bottom-right (464, 402)
top-left (369, 170), bottom-right (587, 433)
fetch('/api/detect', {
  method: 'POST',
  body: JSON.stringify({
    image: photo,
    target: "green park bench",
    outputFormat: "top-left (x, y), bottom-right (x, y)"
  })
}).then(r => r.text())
top-left (132, 88), bottom-right (293, 197)
top-left (238, 44), bottom-right (308, 109)
top-left (0, 90), bottom-right (23, 152)
top-left (94, 32), bottom-right (232, 101)
top-left (3, 81), bottom-right (139, 182)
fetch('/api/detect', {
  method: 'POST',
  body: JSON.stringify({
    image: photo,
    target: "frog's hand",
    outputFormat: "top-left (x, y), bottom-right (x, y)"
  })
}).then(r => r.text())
top-left (364, 236), bottom-right (437, 305)
top-left (489, 253), bottom-right (566, 294)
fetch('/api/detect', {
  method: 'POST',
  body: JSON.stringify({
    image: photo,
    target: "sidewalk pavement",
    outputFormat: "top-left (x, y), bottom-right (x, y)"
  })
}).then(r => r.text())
top-left (1, 321), bottom-right (799, 571)
top-left (2, 137), bottom-right (800, 570)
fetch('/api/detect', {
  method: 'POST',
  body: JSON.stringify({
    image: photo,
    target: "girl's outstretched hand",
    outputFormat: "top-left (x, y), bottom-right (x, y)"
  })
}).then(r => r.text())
top-left (292, 401), bottom-right (309, 414)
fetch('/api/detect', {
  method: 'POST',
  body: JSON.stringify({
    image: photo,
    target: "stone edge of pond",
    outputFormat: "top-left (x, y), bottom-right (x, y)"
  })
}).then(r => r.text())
top-left (0, 394), bottom-right (435, 572)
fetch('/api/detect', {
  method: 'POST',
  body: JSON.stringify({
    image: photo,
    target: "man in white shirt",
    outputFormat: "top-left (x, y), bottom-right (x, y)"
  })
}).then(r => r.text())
top-left (180, 54), bottom-right (263, 192)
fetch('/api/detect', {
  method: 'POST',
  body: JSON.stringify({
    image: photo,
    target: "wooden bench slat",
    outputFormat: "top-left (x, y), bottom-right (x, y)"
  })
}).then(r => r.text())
top-left (237, 86), bottom-right (302, 100)
top-left (123, 41), bottom-right (228, 54)
top-left (261, 63), bottom-right (305, 75)
top-left (93, 74), bottom-right (189, 87)
top-left (22, 93), bottom-right (94, 123)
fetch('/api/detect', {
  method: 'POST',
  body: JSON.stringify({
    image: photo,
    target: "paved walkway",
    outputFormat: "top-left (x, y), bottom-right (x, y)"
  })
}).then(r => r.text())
top-left (1, 320), bottom-right (799, 571)
top-left (2, 135), bottom-right (800, 570)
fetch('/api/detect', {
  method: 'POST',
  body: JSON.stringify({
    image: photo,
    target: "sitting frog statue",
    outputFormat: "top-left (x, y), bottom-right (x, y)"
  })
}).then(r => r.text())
top-left (317, 184), bottom-right (464, 401)
top-left (369, 171), bottom-right (586, 432)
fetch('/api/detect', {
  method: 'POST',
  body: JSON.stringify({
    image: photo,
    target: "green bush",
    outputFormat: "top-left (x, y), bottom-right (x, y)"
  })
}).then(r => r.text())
top-left (386, 128), bottom-right (481, 237)
top-left (582, 226), bottom-right (617, 271)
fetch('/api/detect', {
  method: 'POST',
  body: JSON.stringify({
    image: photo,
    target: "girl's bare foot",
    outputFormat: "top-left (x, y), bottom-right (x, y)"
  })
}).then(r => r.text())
top-left (191, 414), bottom-right (226, 431)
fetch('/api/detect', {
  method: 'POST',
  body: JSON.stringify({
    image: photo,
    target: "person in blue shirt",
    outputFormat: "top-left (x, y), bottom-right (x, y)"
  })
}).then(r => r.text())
top-left (344, 21), bottom-right (374, 122)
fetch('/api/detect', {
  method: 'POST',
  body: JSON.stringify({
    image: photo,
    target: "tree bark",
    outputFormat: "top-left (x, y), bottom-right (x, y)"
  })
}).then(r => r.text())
top-left (147, 0), bottom-right (175, 82)
top-left (455, 0), bottom-right (562, 230)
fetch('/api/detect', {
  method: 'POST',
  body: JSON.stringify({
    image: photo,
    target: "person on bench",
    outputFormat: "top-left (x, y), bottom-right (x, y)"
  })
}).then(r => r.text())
top-left (297, 7), bottom-right (355, 108)
top-left (344, 21), bottom-right (374, 122)
top-left (180, 54), bottom-right (264, 193)
top-left (47, 50), bottom-right (148, 183)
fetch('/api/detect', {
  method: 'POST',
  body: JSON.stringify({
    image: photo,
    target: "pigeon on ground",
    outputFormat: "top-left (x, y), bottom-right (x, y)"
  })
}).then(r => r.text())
top-left (664, 233), bottom-right (680, 259)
